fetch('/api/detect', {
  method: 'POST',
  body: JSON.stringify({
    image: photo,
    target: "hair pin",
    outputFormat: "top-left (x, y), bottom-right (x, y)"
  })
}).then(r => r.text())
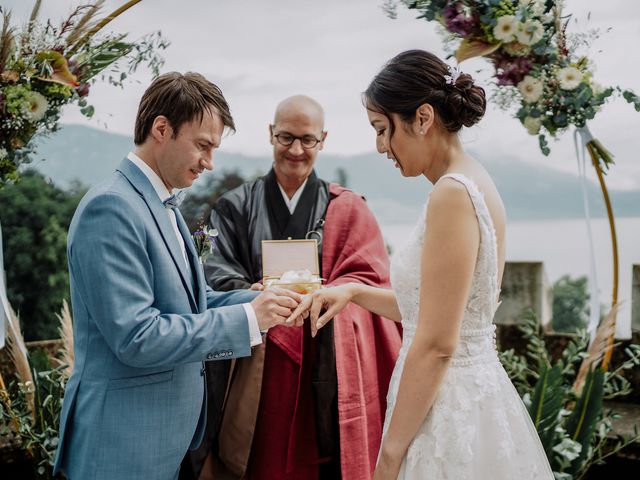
top-left (444, 64), bottom-right (462, 85)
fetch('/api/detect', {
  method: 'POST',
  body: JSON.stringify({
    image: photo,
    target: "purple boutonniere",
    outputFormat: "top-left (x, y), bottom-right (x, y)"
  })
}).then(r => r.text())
top-left (191, 224), bottom-right (218, 264)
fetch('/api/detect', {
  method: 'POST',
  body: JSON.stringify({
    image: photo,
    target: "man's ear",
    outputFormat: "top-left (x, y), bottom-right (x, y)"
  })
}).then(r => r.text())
top-left (415, 103), bottom-right (435, 136)
top-left (318, 131), bottom-right (328, 151)
top-left (151, 115), bottom-right (171, 143)
top-left (269, 124), bottom-right (275, 145)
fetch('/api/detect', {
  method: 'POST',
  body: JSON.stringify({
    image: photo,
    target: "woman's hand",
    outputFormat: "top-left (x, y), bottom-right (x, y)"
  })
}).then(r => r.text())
top-left (373, 443), bottom-right (403, 480)
top-left (286, 283), bottom-right (357, 337)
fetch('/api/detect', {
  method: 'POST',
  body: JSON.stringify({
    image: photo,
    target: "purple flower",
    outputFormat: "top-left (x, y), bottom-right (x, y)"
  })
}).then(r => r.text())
top-left (76, 83), bottom-right (91, 97)
top-left (494, 56), bottom-right (534, 86)
top-left (443, 2), bottom-right (478, 37)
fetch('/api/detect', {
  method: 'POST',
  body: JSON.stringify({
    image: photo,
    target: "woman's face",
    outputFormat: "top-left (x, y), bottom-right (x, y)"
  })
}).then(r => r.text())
top-left (366, 109), bottom-right (425, 177)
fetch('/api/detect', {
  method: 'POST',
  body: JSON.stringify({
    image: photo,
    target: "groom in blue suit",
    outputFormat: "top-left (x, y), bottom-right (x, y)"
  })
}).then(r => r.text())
top-left (53, 72), bottom-right (302, 480)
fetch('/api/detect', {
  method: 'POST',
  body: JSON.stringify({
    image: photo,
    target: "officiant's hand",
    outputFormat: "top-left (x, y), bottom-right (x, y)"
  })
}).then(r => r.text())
top-left (251, 287), bottom-right (302, 331)
top-left (285, 284), bottom-right (354, 337)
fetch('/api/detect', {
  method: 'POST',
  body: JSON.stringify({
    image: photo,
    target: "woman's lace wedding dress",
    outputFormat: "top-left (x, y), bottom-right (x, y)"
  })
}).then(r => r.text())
top-left (383, 173), bottom-right (554, 479)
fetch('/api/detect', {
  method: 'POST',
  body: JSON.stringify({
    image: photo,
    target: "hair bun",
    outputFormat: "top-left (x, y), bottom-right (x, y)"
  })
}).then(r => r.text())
top-left (441, 73), bottom-right (486, 131)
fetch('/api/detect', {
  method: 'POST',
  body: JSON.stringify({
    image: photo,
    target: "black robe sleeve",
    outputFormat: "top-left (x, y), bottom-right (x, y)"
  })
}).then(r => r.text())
top-left (204, 194), bottom-right (255, 291)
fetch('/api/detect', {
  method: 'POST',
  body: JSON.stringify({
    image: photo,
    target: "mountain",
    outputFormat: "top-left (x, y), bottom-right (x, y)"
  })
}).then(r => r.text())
top-left (30, 125), bottom-right (640, 224)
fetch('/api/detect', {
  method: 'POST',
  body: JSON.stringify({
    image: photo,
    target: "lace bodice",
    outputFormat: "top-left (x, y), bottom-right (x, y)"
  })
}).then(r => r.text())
top-left (390, 173), bottom-right (500, 365)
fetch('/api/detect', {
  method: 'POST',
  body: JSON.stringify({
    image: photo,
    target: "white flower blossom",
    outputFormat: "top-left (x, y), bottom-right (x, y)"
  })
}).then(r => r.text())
top-left (591, 81), bottom-right (604, 95)
top-left (523, 116), bottom-right (542, 135)
top-left (25, 91), bottom-right (49, 122)
top-left (516, 20), bottom-right (545, 46)
top-left (0, 147), bottom-right (7, 159)
top-left (557, 66), bottom-right (583, 90)
top-left (518, 76), bottom-right (544, 103)
top-left (493, 15), bottom-right (518, 42)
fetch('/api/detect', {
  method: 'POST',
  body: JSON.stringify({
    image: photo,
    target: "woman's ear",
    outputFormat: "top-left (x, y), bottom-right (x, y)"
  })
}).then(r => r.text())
top-left (415, 103), bottom-right (435, 135)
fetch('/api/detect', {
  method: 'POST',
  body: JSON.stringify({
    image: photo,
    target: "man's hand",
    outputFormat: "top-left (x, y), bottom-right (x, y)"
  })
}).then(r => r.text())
top-left (251, 287), bottom-right (302, 331)
top-left (285, 284), bottom-right (355, 337)
top-left (249, 282), bottom-right (264, 291)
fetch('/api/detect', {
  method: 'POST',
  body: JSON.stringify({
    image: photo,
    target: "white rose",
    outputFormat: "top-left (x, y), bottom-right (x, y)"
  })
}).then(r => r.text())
top-left (516, 19), bottom-right (544, 45)
top-left (25, 91), bottom-right (49, 122)
top-left (530, 0), bottom-right (547, 17)
top-left (557, 66), bottom-right (583, 90)
top-left (493, 15), bottom-right (518, 42)
top-left (518, 75), bottom-right (544, 103)
top-left (523, 116), bottom-right (542, 135)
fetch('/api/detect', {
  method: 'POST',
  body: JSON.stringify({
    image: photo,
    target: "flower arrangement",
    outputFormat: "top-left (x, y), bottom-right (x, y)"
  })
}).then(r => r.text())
top-left (387, 0), bottom-right (640, 161)
top-left (191, 224), bottom-right (218, 264)
top-left (387, 0), bottom-right (639, 385)
top-left (0, 0), bottom-right (169, 187)
top-left (499, 310), bottom-right (640, 479)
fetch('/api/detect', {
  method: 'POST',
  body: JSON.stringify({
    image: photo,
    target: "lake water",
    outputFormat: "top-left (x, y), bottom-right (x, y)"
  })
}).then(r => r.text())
top-left (380, 217), bottom-right (640, 339)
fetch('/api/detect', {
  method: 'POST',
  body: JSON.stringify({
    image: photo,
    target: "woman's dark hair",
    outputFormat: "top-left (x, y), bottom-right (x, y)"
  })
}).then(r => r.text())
top-left (134, 71), bottom-right (235, 145)
top-left (364, 50), bottom-right (486, 134)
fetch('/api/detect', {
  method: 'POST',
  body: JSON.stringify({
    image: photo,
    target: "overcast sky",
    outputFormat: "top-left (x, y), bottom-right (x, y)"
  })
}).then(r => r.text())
top-left (5, 0), bottom-right (640, 190)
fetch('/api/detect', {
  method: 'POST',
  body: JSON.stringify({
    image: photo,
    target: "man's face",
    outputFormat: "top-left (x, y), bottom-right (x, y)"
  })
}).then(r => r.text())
top-left (156, 109), bottom-right (224, 190)
top-left (270, 109), bottom-right (325, 184)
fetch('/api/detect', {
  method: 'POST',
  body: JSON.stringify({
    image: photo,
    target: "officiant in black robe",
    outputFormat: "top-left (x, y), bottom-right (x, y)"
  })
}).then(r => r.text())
top-left (180, 95), bottom-right (401, 480)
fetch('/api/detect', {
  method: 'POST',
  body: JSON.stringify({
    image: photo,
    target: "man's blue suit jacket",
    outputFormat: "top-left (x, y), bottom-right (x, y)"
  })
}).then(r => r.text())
top-left (53, 159), bottom-right (257, 480)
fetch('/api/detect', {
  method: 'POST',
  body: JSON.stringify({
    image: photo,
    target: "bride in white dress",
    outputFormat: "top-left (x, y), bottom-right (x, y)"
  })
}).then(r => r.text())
top-left (287, 50), bottom-right (554, 479)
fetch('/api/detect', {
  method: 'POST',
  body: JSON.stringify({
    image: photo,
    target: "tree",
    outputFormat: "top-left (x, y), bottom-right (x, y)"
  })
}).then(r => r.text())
top-left (179, 169), bottom-right (246, 231)
top-left (552, 274), bottom-right (589, 333)
top-left (0, 170), bottom-right (85, 341)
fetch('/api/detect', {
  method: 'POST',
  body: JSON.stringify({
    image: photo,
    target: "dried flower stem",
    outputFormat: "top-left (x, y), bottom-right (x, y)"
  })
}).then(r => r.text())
top-left (68, 0), bottom-right (143, 55)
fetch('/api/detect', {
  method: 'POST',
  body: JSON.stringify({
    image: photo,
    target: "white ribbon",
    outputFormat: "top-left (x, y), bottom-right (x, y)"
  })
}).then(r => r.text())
top-left (573, 126), bottom-right (600, 344)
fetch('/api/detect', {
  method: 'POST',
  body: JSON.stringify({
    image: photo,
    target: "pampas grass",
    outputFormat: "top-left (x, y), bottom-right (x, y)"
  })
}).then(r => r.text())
top-left (572, 304), bottom-right (619, 394)
top-left (56, 299), bottom-right (74, 377)
top-left (3, 302), bottom-right (35, 420)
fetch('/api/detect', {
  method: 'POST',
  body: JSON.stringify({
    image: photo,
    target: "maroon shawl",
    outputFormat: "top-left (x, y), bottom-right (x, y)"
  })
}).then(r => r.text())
top-left (248, 184), bottom-right (401, 479)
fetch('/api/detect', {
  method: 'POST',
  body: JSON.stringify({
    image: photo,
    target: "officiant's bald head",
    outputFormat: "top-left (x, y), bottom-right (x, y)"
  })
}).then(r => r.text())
top-left (273, 95), bottom-right (325, 128)
top-left (269, 95), bottom-right (328, 196)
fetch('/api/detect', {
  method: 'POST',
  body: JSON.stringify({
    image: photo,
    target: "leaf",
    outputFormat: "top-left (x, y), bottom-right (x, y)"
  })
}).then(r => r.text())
top-left (528, 363), bottom-right (566, 461)
top-left (455, 38), bottom-right (501, 63)
top-left (565, 366), bottom-right (605, 475)
top-left (622, 89), bottom-right (640, 112)
top-left (35, 50), bottom-right (79, 87)
top-left (538, 134), bottom-right (550, 156)
top-left (75, 38), bottom-right (133, 81)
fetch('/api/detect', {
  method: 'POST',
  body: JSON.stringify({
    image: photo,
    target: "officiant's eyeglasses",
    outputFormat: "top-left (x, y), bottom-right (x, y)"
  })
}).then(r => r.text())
top-left (273, 132), bottom-right (323, 149)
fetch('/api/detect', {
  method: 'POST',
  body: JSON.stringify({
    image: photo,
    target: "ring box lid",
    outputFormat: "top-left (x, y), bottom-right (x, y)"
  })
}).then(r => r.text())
top-left (261, 239), bottom-right (320, 280)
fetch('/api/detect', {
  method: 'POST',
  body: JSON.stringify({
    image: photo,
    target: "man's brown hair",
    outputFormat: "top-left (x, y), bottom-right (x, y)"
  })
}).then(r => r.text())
top-left (134, 72), bottom-right (235, 145)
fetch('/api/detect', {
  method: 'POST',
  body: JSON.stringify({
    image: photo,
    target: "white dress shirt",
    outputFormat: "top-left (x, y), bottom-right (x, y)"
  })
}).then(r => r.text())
top-left (277, 177), bottom-right (308, 214)
top-left (127, 152), bottom-right (262, 346)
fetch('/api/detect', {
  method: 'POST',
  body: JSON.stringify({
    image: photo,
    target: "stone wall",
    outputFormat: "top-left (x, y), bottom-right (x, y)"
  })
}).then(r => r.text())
top-left (495, 261), bottom-right (552, 328)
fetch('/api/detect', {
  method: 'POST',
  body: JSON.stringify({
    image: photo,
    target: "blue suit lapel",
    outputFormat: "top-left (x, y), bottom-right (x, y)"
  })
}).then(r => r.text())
top-left (174, 209), bottom-right (207, 312)
top-left (116, 159), bottom-right (198, 311)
